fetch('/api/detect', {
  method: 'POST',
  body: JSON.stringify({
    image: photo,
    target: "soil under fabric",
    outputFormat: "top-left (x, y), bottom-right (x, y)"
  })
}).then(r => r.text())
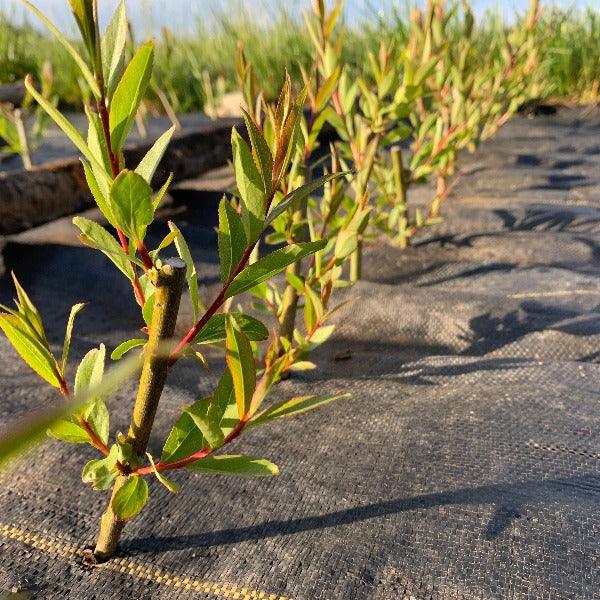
top-left (0, 107), bottom-right (599, 599)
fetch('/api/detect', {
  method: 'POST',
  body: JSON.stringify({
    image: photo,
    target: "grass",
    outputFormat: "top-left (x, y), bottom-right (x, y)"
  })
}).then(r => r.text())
top-left (0, 1), bottom-right (599, 112)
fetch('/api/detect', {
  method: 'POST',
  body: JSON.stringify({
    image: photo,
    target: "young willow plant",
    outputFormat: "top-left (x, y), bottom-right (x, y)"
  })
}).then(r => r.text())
top-left (235, 2), bottom-right (366, 375)
top-left (3, 0), bottom-right (348, 562)
top-left (372, 0), bottom-right (545, 248)
top-left (401, 0), bottom-right (544, 221)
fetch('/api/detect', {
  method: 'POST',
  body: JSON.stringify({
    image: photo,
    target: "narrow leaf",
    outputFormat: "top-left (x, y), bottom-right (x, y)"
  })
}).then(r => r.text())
top-left (232, 127), bottom-right (265, 242)
top-left (73, 216), bottom-right (136, 280)
top-left (193, 313), bottom-right (268, 345)
top-left (185, 402), bottom-right (224, 449)
top-left (168, 222), bottom-right (199, 320)
top-left (101, 0), bottom-right (128, 100)
top-left (218, 197), bottom-right (247, 285)
top-left (109, 42), bottom-right (154, 153)
top-left (225, 315), bottom-right (255, 419)
top-left (25, 76), bottom-right (107, 180)
top-left (241, 108), bottom-right (272, 195)
top-left (226, 240), bottom-right (327, 298)
top-left (135, 126), bottom-right (175, 184)
top-left (153, 173), bottom-right (173, 210)
top-left (81, 160), bottom-right (116, 227)
top-left (267, 172), bottom-right (347, 225)
top-left (249, 394), bottom-right (350, 428)
top-left (161, 411), bottom-right (204, 464)
top-left (61, 303), bottom-right (86, 375)
top-left (186, 454), bottom-right (279, 477)
top-left (0, 314), bottom-right (61, 388)
top-left (146, 453), bottom-right (179, 493)
top-left (19, 0), bottom-right (100, 97)
top-left (111, 338), bottom-right (146, 360)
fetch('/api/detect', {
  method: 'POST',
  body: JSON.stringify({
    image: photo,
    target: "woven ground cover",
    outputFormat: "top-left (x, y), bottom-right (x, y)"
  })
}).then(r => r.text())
top-left (0, 107), bottom-right (599, 599)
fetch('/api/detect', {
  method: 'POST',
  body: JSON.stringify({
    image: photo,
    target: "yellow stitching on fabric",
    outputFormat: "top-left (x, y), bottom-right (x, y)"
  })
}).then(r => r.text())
top-left (509, 289), bottom-right (600, 299)
top-left (0, 523), bottom-right (293, 600)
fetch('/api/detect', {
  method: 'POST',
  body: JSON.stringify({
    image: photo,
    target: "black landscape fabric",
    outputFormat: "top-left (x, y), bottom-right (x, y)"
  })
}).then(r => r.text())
top-left (0, 107), bottom-right (599, 599)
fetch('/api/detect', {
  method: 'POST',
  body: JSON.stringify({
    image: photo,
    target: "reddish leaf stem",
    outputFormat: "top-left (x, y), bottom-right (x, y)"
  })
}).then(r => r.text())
top-left (168, 187), bottom-right (278, 365)
top-left (134, 416), bottom-right (248, 475)
top-left (59, 381), bottom-right (127, 473)
top-left (81, 418), bottom-right (111, 457)
top-left (168, 242), bottom-right (256, 364)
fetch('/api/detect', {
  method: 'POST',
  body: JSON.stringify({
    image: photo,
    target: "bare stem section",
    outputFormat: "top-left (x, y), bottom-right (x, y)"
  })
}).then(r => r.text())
top-left (94, 259), bottom-right (186, 561)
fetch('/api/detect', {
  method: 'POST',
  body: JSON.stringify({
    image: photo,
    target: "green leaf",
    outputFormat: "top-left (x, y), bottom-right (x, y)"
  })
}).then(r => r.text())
top-left (101, 0), bottom-right (128, 100)
top-left (24, 77), bottom-right (107, 180)
top-left (304, 285), bottom-right (323, 332)
top-left (19, 0), bottom-right (100, 97)
top-left (0, 352), bottom-right (142, 469)
top-left (73, 216), bottom-right (136, 280)
top-left (288, 361), bottom-right (317, 371)
top-left (192, 313), bottom-right (268, 345)
top-left (334, 229), bottom-right (358, 260)
top-left (135, 126), bottom-right (175, 184)
top-left (82, 447), bottom-right (119, 490)
top-left (185, 401), bottom-right (224, 449)
top-left (226, 240), bottom-right (327, 298)
top-left (249, 394), bottom-right (350, 428)
top-left (225, 315), bottom-right (256, 419)
top-left (152, 173), bottom-right (173, 210)
top-left (11, 272), bottom-right (45, 339)
top-left (48, 418), bottom-right (89, 443)
top-left (85, 108), bottom-right (112, 175)
top-left (110, 170), bottom-right (154, 242)
top-left (167, 222), bottom-right (199, 320)
top-left (208, 368), bottom-right (238, 437)
top-left (232, 127), bottom-right (265, 242)
top-left (286, 271), bottom-right (304, 292)
top-left (61, 303), bottom-right (85, 375)
top-left (109, 41), bottom-right (154, 153)
top-left (146, 453), bottom-right (179, 493)
top-left (160, 371), bottom-right (235, 463)
top-left (309, 324), bottom-right (335, 345)
top-left (84, 397), bottom-right (110, 447)
top-left (68, 0), bottom-right (97, 65)
top-left (111, 338), bottom-right (146, 360)
top-left (0, 314), bottom-right (61, 388)
top-left (241, 108), bottom-right (272, 196)
top-left (267, 173), bottom-right (347, 224)
top-left (152, 229), bottom-right (179, 255)
top-left (75, 345), bottom-right (109, 445)
top-left (75, 345), bottom-right (106, 397)
top-left (142, 293), bottom-right (155, 327)
top-left (186, 455), bottom-right (279, 477)
top-left (160, 411), bottom-right (204, 464)
top-left (0, 115), bottom-right (20, 150)
top-left (162, 369), bottom-right (236, 464)
top-left (112, 476), bottom-right (149, 520)
top-left (81, 160), bottom-right (116, 227)
top-left (218, 197), bottom-right (247, 285)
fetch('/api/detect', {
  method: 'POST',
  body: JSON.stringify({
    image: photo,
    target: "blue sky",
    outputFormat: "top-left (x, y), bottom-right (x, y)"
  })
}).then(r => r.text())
top-left (2, 0), bottom-right (595, 34)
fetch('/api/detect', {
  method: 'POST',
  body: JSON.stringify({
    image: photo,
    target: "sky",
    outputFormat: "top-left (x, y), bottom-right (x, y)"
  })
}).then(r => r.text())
top-left (1, 0), bottom-right (596, 35)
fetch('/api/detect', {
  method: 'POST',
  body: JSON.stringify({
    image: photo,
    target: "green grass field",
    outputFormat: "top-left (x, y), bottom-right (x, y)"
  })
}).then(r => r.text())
top-left (0, 1), bottom-right (598, 112)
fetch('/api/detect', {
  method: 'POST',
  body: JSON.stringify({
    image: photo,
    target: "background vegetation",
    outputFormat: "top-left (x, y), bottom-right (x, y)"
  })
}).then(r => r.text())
top-left (1, 1), bottom-right (599, 112)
